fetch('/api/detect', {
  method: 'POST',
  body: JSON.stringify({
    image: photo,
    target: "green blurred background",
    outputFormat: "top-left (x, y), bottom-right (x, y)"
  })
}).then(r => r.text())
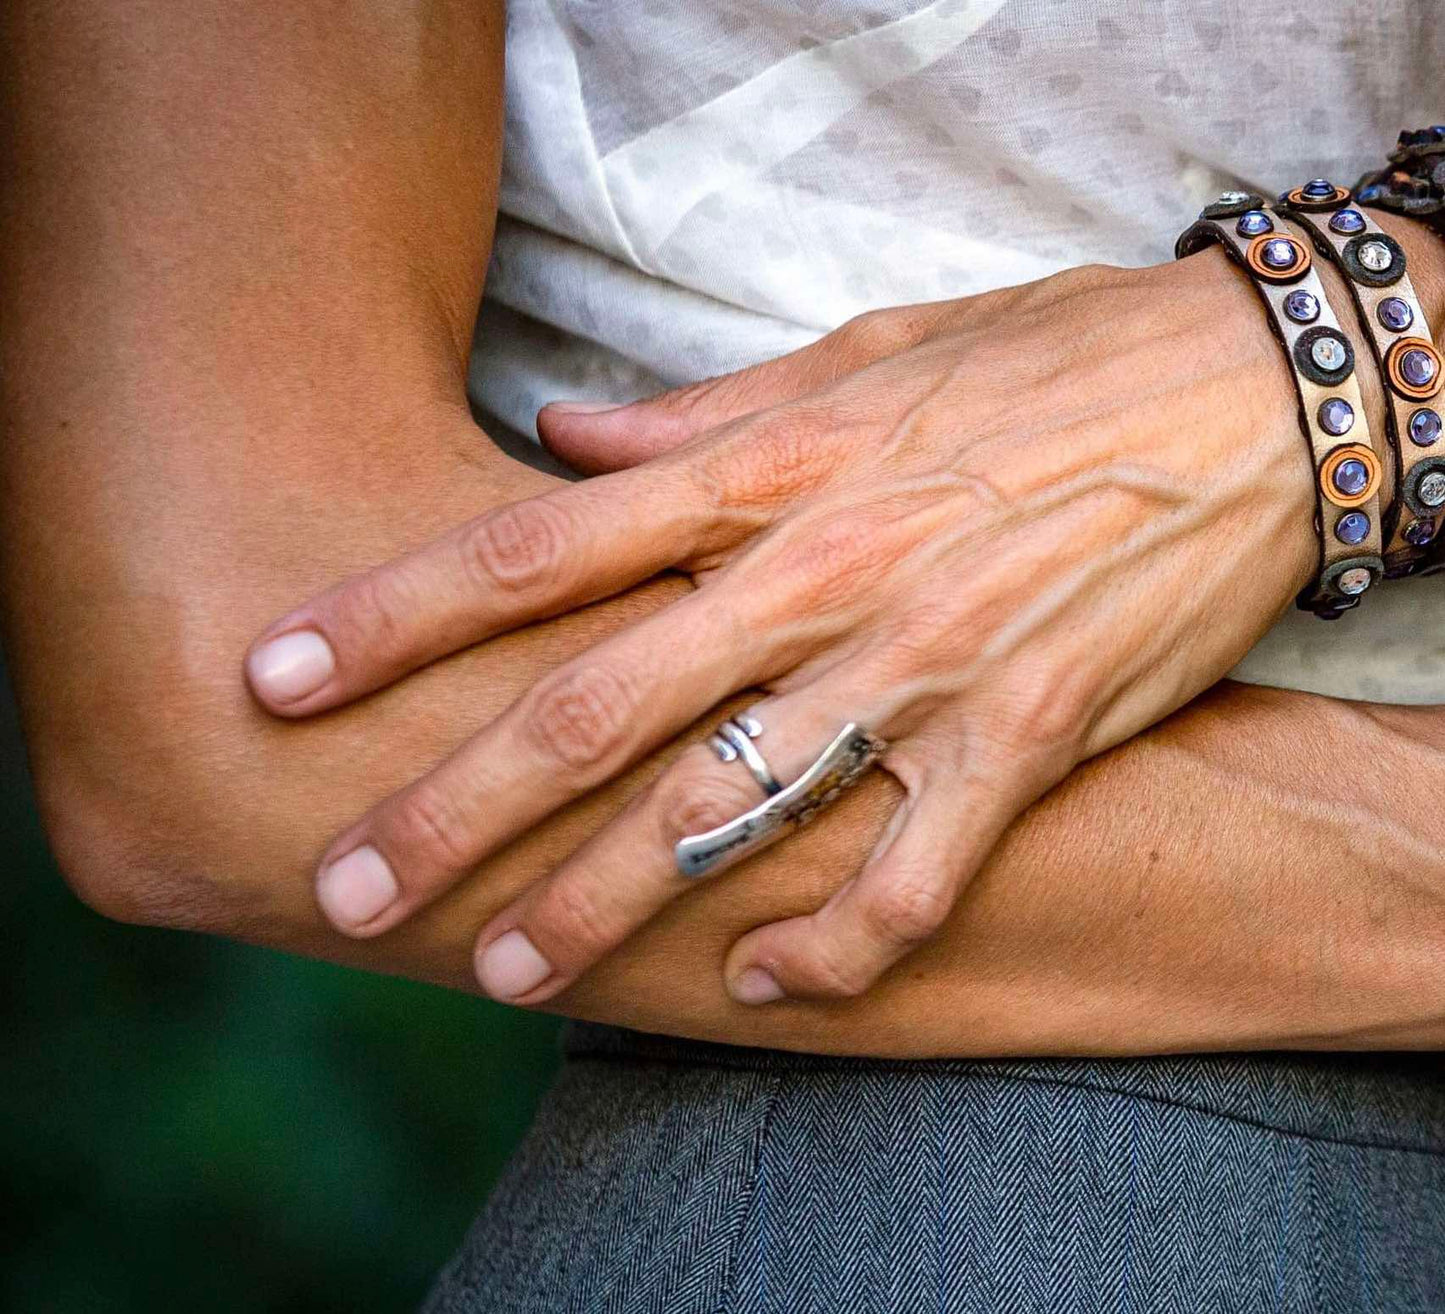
top-left (1, 657), bottom-right (563, 1312)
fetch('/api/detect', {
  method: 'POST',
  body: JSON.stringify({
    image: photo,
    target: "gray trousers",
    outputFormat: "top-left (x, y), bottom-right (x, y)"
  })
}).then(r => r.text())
top-left (426, 1023), bottom-right (1445, 1312)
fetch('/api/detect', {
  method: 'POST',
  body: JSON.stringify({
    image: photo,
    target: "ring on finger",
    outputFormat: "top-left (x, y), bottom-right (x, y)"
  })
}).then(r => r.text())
top-left (676, 717), bottom-right (887, 880)
top-left (710, 714), bottom-right (782, 795)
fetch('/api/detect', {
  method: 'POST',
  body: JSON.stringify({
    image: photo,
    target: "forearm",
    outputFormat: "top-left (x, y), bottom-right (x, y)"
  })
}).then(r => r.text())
top-left (6, 4), bottom-right (1444, 1057)
top-left (11, 390), bottom-right (1445, 1058)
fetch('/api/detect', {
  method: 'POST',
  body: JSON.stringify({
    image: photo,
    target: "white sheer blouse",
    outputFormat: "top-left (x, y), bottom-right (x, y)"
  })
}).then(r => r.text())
top-left (471, 0), bottom-right (1445, 703)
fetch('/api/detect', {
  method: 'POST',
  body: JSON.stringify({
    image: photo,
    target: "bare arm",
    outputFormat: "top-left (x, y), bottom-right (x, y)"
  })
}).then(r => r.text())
top-left (3, 0), bottom-right (1444, 1058)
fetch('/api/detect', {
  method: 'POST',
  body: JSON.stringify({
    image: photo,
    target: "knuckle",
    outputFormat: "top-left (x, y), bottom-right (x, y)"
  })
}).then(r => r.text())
top-left (532, 877), bottom-right (616, 962)
top-left (990, 662), bottom-right (1092, 762)
top-left (461, 499), bottom-right (569, 594)
top-left (526, 663), bottom-right (637, 772)
top-left (654, 758), bottom-right (758, 845)
top-left (770, 512), bottom-right (895, 613)
top-left (691, 408), bottom-right (833, 514)
top-left (658, 374), bottom-right (730, 423)
top-left (333, 566), bottom-right (422, 657)
top-left (881, 604), bottom-right (969, 676)
top-left (864, 872), bottom-right (952, 947)
top-left (800, 940), bottom-right (873, 999)
top-left (386, 783), bottom-right (477, 874)
top-left (835, 308), bottom-right (910, 362)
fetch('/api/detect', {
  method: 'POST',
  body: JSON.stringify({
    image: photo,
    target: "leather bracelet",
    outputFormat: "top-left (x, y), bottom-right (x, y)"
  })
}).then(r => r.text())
top-left (1353, 127), bottom-right (1445, 241)
top-left (1176, 193), bottom-right (1384, 617)
top-left (1280, 183), bottom-right (1445, 576)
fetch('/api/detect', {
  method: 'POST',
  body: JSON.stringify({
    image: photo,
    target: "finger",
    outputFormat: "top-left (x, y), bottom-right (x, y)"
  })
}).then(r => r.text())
top-left (244, 465), bottom-right (709, 717)
top-left (537, 304), bottom-right (955, 474)
top-left (470, 687), bottom-right (886, 1004)
top-left (309, 583), bottom-right (806, 939)
top-left (723, 745), bottom-right (1038, 1005)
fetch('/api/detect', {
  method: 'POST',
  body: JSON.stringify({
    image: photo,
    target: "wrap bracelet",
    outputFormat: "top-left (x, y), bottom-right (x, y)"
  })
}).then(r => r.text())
top-left (1176, 193), bottom-right (1384, 617)
top-left (1281, 181), bottom-right (1445, 575)
top-left (1353, 127), bottom-right (1445, 241)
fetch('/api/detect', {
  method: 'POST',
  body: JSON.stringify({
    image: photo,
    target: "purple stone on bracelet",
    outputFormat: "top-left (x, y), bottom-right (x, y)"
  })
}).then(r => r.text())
top-left (1318, 398), bottom-right (1354, 436)
top-left (1302, 178), bottom-right (1337, 199)
top-left (1404, 517), bottom-right (1436, 547)
top-left (1236, 210), bottom-right (1272, 237)
top-left (1410, 408), bottom-right (1443, 446)
top-left (1334, 511), bottom-right (1370, 545)
top-left (1329, 208), bottom-right (1366, 234)
top-left (1401, 349), bottom-right (1439, 389)
top-left (1378, 297), bottom-right (1414, 332)
top-left (1284, 289), bottom-right (1319, 323)
top-left (1260, 238), bottom-right (1298, 270)
top-left (1332, 458), bottom-right (1370, 498)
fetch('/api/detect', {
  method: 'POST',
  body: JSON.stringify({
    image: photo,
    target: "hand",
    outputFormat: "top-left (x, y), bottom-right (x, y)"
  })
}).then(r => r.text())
top-left (245, 251), bottom-right (1317, 1007)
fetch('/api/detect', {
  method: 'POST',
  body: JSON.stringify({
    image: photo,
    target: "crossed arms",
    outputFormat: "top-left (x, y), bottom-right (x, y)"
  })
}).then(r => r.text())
top-left (4, 0), bottom-right (1444, 1057)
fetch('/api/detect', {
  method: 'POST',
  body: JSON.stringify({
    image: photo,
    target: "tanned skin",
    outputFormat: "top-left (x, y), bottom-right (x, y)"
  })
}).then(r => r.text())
top-left (3, 0), bottom-right (1444, 1057)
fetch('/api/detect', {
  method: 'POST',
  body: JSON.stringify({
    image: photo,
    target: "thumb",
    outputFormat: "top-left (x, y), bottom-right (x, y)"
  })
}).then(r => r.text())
top-left (536, 306), bottom-right (936, 474)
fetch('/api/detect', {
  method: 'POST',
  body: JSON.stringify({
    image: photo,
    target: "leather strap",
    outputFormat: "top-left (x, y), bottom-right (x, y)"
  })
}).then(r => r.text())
top-left (1354, 127), bottom-right (1445, 241)
top-left (1281, 199), bottom-right (1445, 576)
top-left (1176, 199), bottom-right (1385, 616)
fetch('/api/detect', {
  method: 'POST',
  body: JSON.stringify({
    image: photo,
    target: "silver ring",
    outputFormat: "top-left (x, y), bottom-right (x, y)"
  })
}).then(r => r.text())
top-left (709, 715), bottom-right (782, 795)
top-left (676, 722), bottom-right (888, 879)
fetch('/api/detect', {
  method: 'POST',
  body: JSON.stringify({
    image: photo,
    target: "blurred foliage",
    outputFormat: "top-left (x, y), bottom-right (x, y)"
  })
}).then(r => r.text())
top-left (0, 664), bottom-right (562, 1312)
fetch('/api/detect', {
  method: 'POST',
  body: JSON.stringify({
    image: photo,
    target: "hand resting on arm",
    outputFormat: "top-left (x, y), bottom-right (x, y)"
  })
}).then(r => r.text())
top-left (4, 0), bottom-right (1445, 1057)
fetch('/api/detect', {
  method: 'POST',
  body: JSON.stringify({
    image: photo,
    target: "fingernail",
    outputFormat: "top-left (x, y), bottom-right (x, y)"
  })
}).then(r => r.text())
top-left (731, 967), bottom-right (786, 1006)
top-left (248, 630), bottom-right (335, 704)
top-left (543, 400), bottom-right (625, 416)
top-left (316, 845), bottom-right (398, 931)
top-left (476, 929), bottom-right (554, 1000)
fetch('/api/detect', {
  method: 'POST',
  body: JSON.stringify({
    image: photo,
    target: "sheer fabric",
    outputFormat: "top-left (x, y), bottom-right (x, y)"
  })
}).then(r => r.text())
top-left (473, 0), bottom-right (1445, 701)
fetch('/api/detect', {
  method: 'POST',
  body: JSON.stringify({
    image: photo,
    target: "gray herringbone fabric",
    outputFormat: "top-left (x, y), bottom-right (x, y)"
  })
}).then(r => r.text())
top-left (425, 1024), bottom-right (1445, 1312)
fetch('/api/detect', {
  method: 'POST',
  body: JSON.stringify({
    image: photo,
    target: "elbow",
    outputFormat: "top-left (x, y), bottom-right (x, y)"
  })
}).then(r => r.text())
top-left (30, 739), bottom-right (232, 933)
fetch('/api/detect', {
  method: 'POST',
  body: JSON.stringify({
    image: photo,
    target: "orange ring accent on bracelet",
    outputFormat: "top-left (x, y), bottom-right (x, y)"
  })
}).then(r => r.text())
top-left (1285, 184), bottom-right (1351, 209)
top-left (1245, 232), bottom-right (1311, 282)
top-left (1384, 336), bottom-right (1444, 401)
top-left (1318, 443), bottom-right (1382, 509)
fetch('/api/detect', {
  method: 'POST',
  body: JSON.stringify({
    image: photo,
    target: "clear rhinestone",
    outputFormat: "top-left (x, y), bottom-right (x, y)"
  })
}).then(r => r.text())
top-left (1217, 190), bottom-right (1250, 204)
top-left (1358, 240), bottom-right (1394, 272)
top-left (1338, 567), bottom-right (1373, 596)
top-left (1311, 336), bottom-right (1348, 372)
top-left (1417, 471), bottom-right (1445, 508)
